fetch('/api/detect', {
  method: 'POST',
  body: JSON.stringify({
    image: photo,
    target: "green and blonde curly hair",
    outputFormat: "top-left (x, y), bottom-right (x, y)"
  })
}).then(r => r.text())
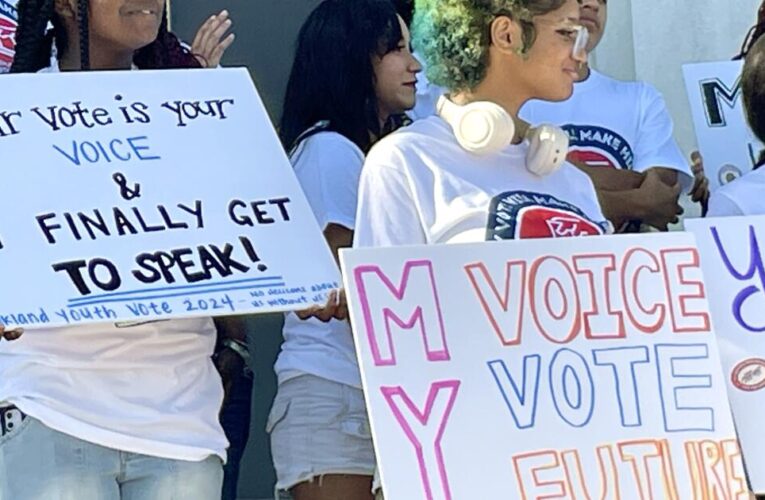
top-left (413, 0), bottom-right (567, 92)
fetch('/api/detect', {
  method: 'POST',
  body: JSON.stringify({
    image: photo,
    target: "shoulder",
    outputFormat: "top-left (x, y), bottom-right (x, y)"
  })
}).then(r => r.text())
top-left (711, 168), bottom-right (765, 215)
top-left (366, 117), bottom-right (453, 166)
top-left (291, 131), bottom-right (365, 171)
top-left (298, 131), bottom-right (364, 160)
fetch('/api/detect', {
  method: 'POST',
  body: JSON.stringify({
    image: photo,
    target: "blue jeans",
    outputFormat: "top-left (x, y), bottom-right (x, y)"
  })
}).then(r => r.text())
top-left (0, 416), bottom-right (223, 500)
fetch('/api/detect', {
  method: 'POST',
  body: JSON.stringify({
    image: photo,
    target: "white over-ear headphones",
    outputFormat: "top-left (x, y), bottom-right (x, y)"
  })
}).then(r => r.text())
top-left (436, 95), bottom-right (569, 177)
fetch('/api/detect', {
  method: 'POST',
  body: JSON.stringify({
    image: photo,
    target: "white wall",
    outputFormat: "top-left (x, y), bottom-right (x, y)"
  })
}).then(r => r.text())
top-left (591, 0), bottom-right (761, 156)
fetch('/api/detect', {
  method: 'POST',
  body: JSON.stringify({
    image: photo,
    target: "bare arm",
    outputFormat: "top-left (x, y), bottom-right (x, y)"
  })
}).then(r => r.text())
top-left (324, 223), bottom-right (354, 267)
top-left (295, 223), bottom-right (352, 322)
top-left (578, 164), bottom-right (682, 231)
top-left (574, 162), bottom-right (644, 191)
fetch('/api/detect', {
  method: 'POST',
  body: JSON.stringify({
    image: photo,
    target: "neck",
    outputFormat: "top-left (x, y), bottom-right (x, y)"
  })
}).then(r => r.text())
top-left (451, 69), bottom-right (527, 143)
top-left (377, 106), bottom-right (391, 132)
top-left (58, 34), bottom-right (134, 71)
top-left (453, 75), bottom-right (524, 117)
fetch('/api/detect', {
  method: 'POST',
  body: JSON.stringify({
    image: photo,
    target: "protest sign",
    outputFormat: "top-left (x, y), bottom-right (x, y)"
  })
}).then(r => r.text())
top-left (341, 233), bottom-right (744, 499)
top-left (0, 68), bottom-right (339, 328)
top-left (684, 61), bottom-right (764, 190)
top-left (687, 215), bottom-right (765, 493)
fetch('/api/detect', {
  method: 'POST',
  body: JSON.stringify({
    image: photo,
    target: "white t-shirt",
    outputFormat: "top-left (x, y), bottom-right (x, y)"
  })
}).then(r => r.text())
top-left (0, 319), bottom-right (227, 461)
top-left (707, 167), bottom-right (765, 216)
top-left (0, 60), bottom-right (228, 462)
top-left (520, 69), bottom-right (693, 191)
top-left (274, 131), bottom-right (366, 388)
top-left (354, 116), bottom-right (610, 248)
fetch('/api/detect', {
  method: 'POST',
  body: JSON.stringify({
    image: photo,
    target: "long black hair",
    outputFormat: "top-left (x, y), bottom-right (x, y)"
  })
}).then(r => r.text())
top-left (10, 0), bottom-right (201, 73)
top-left (280, 0), bottom-right (403, 153)
top-left (736, 0), bottom-right (765, 60)
top-left (742, 36), bottom-right (765, 169)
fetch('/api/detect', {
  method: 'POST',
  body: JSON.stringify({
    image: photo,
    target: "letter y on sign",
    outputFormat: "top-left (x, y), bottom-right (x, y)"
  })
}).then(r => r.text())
top-left (381, 381), bottom-right (461, 500)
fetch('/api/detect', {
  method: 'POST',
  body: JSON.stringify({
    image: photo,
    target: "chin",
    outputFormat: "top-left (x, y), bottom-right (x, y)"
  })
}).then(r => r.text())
top-left (128, 35), bottom-right (160, 52)
top-left (541, 84), bottom-right (574, 103)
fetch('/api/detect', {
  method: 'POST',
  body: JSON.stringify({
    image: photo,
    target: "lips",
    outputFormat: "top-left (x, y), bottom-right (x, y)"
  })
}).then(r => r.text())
top-left (122, 2), bottom-right (162, 16)
top-left (125, 9), bottom-right (158, 16)
top-left (580, 16), bottom-right (599, 30)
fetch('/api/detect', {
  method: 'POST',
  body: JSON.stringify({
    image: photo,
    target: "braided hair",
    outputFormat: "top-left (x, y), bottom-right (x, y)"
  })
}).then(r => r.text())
top-left (10, 0), bottom-right (201, 73)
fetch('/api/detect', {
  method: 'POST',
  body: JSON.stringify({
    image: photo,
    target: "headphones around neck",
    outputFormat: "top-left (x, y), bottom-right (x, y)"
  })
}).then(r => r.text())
top-left (436, 95), bottom-right (569, 177)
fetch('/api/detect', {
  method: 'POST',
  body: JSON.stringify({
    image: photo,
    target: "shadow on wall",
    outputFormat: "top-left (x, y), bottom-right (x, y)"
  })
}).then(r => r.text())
top-left (172, 0), bottom-right (324, 125)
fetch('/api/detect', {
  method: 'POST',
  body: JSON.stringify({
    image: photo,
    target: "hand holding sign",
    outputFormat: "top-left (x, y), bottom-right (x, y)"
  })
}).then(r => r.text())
top-left (296, 288), bottom-right (348, 322)
top-left (690, 151), bottom-right (711, 215)
top-left (0, 324), bottom-right (23, 341)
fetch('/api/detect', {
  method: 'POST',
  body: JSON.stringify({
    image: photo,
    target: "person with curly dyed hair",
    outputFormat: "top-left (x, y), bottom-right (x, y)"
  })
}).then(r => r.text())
top-left (352, 3), bottom-right (610, 496)
top-left (354, 0), bottom-right (610, 252)
top-left (0, 1), bottom-right (235, 499)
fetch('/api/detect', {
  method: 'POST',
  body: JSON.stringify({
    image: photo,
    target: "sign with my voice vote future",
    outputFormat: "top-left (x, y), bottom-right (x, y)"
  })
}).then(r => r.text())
top-left (341, 233), bottom-right (744, 499)
top-left (0, 68), bottom-right (339, 328)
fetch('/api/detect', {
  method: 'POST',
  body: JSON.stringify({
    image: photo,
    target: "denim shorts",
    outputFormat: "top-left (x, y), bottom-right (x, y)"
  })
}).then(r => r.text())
top-left (0, 408), bottom-right (223, 500)
top-left (267, 374), bottom-right (376, 491)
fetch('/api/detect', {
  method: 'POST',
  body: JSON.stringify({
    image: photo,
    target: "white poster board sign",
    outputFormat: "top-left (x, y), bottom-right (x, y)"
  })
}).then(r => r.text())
top-left (342, 233), bottom-right (745, 499)
top-left (0, 68), bottom-right (338, 328)
top-left (684, 61), bottom-right (764, 190)
top-left (687, 215), bottom-right (765, 493)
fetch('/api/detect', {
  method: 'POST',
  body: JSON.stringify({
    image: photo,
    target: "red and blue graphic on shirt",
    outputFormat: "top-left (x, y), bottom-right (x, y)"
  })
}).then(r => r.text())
top-left (563, 124), bottom-right (634, 170)
top-left (0, 0), bottom-right (16, 72)
top-left (486, 191), bottom-right (605, 240)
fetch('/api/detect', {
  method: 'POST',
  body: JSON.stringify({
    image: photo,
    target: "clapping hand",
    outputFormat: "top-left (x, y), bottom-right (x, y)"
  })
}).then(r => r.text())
top-left (191, 10), bottom-right (236, 68)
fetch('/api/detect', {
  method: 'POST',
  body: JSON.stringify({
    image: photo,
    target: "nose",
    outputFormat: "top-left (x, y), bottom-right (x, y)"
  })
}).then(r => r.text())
top-left (580, 0), bottom-right (600, 12)
top-left (409, 53), bottom-right (423, 74)
top-left (573, 48), bottom-right (588, 64)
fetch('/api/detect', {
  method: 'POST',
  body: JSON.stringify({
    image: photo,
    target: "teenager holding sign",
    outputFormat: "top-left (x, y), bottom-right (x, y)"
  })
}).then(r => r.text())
top-left (267, 1), bottom-right (420, 499)
top-left (0, 1), bottom-right (233, 499)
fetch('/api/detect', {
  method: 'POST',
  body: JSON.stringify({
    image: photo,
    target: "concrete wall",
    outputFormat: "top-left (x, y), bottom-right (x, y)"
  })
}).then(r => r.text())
top-left (172, 0), bottom-right (322, 122)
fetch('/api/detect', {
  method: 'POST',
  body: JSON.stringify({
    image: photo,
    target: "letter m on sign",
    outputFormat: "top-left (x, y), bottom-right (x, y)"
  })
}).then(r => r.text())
top-left (354, 260), bottom-right (450, 367)
top-left (700, 77), bottom-right (741, 127)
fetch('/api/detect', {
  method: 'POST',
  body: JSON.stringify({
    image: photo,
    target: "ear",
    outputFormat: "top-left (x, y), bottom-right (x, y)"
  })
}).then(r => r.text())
top-left (489, 15), bottom-right (524, 55)
top-left (53, 0), bottom-right (78, 20)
